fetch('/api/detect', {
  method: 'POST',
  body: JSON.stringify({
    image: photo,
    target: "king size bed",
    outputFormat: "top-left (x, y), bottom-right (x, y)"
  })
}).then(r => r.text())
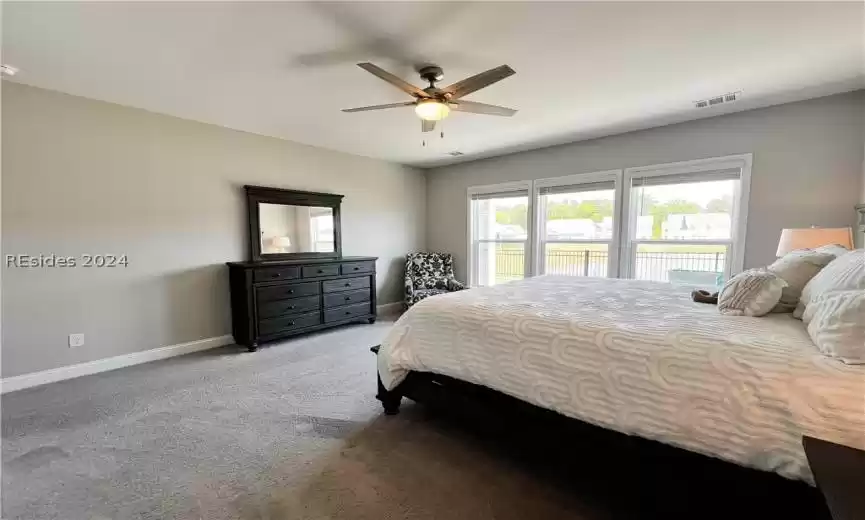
top-left (374, 275), bottom-right (865, 485)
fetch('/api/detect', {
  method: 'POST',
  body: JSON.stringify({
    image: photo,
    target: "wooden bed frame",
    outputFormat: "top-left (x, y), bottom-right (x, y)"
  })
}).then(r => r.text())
top-left (371, 345), bottom-right (831, 518)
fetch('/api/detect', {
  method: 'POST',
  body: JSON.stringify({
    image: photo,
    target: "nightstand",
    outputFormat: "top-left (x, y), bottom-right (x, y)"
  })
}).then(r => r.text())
top-left (803, 436), bottom-right (865, 520)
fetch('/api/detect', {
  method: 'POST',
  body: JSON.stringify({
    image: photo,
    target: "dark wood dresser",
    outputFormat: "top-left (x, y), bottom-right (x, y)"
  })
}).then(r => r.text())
top-left (227, 256), bottom-right (377, 351)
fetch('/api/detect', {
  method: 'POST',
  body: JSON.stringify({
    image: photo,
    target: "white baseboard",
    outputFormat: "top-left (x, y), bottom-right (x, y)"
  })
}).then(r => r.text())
top-left (3, 305), bottom-right (400, 394)
top-left (376, 301), bottom-right (403, 317)
top-left (0, 335), bottom-right (234, 394)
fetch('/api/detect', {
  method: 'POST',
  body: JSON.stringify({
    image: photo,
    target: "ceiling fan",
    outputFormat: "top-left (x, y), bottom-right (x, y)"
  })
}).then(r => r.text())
top-left (342, 63), bottom-right (517, 132)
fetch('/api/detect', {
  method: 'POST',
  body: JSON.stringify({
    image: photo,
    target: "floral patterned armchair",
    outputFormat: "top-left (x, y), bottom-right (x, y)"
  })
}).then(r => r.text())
top-left (404, 252), bottom-right (467, 308)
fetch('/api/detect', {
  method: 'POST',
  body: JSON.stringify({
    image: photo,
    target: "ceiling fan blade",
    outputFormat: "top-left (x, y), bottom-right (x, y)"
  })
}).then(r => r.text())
top-left (357, 63), bottom-right (430, 98)
top-left (422, 120), bottom-right (436, 133)
top-left (342, 101), bottom-right (416, 113)
top-left (444, 65), bottom-right (516, 100)
top-left (451, 100), bottom-right (517, 117)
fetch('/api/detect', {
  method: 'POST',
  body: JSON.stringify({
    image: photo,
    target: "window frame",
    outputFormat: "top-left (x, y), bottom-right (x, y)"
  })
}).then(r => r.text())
top-left (466, 181), bottom-right (534, 287)
top-left (464, 153), bottom-right (752, 286)
top-left (531, 170), bottom-right (624, 278)
top-left (621, 154), bottom-right (752, 281)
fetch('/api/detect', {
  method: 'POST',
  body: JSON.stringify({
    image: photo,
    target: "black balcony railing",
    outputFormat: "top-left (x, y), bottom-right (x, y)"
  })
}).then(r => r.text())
top-left (490, 248), bottom-right (725, 284)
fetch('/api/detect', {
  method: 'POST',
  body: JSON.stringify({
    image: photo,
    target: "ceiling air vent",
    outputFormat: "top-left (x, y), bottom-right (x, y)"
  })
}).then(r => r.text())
top-left (695, 91), bottom-right (741, 109)
top-left (448, 151), bottom-right (464, 157)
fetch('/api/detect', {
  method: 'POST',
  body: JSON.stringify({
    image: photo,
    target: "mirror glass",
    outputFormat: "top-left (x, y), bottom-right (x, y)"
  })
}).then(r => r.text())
top-left (258, 203), bottom-right (334, 254)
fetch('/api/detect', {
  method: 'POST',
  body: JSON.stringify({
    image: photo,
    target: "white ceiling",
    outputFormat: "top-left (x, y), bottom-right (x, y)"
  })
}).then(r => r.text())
top-left (3, 2), bottom-right (864, 168)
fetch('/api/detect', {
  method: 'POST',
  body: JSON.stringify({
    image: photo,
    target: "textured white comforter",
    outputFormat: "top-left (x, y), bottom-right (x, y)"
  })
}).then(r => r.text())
top-left (377, 276), bottom-right (865, 482)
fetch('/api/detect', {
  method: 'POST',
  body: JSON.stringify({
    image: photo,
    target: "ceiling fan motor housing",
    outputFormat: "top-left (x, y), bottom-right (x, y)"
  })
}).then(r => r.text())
top-left (418, 65), bottom-right (444, 86)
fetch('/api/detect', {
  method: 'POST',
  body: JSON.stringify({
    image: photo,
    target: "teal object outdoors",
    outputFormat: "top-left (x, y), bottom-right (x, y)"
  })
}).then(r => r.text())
top-left (669, 269), bottom-right (724, 290)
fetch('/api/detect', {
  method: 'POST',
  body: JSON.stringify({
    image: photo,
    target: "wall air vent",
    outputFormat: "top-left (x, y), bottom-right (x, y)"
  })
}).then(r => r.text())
top-left (448, 151), bottom-right (464, 157)
top-left (695, 91), bottom-right (741, 109)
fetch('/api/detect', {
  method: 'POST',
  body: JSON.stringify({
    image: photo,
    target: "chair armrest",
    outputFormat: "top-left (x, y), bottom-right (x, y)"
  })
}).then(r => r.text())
top-left (404, 277), bottom-right (415, 299)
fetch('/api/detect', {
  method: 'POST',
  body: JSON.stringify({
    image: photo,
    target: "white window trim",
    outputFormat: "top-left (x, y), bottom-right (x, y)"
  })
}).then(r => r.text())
top-left (532, 170), bottom-right (623, 278)
top-left (466, 181), bottom-right (534, 286)
top-left (622, 153), bottom-right (752, 279)
top-left (465, 154), bottom-right (751, 286)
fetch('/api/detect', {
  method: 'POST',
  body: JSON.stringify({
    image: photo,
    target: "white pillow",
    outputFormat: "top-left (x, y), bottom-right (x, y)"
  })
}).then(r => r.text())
top-left (766, 249), bottom-right (836, 312)
top-left (794, 248), bottom-right (865, 318)
top-left (797, 249), bottom-right (865, 364)
top-left (718, 269), bottom-right (787, 317)
top-left (803, 290), bottom-right (865, 364)
top-left (815, 243), bottom-right (852, 259)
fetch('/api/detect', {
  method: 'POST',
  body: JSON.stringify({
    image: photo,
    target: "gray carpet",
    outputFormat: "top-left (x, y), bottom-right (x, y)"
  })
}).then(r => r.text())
top-left (2, 319), bottom-right (598, 520)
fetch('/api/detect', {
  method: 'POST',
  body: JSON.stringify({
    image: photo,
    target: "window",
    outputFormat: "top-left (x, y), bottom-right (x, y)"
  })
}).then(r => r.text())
top-left (534, 171), bottom-right (621, 278)
top-left (466, 155), bottom-right (751, 288)
top-left (468, 183), bottom-right (532, 286)
top-left (310, 214), bottom-right (334, 252)
top-left (623, 157), bottom-right (750, 288)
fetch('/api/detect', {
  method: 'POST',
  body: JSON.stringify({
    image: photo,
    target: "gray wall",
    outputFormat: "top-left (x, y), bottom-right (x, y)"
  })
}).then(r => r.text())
top-left (2, 82), bottom-right (425, 378)
top-left (427, 91), bottom-right (865, 281)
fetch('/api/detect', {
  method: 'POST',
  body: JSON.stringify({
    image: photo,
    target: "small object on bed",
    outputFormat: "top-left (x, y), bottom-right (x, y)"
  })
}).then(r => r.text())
top-left (691, 289), bottom-right (718, 304)
top-left (717, 268), bottom-right (787, 316)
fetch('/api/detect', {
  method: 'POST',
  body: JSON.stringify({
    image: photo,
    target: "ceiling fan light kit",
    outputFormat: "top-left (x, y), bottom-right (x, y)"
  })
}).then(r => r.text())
top-left (343, 62), bottom-right (517, 133)
top-left (415, 99), bottom-right (450, 121)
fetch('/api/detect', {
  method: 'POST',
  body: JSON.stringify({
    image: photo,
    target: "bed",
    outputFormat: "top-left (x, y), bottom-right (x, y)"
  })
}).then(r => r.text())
top-left (375, 275), bottom-right (865, 483)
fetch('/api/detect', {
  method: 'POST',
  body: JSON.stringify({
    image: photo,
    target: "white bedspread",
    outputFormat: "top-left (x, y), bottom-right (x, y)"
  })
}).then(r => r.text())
top-left (378, 276), bottom-right (865, 482)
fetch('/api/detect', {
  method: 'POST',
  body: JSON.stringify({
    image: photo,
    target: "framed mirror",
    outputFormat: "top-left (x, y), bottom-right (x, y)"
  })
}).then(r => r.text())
top-left (245, 185), bottom-right (343, 261)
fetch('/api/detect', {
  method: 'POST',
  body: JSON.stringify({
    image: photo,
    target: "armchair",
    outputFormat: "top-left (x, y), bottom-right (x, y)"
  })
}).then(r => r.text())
top-left (404, 252), bottom-right (467, 308)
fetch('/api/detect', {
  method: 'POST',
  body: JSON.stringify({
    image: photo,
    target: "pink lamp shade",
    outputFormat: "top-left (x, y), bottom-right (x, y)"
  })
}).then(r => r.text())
top-left (776, 227), bottom-right (853, 257)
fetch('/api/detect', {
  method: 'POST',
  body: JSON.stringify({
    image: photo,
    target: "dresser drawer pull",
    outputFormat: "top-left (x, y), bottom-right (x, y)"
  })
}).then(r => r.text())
top-left (287, 289), bottom-right (294, 294)
top-left (288, 305), bottom-right (296, 310)
top-left (344, 296), bottom-right (351, 301)
top-left (353, 267), bottom-right (360, 271)
top-left (272, 273), bottom-right (281, 278)
top-left (317, 269), bottom-right (324, 274)
top-left (344, 283), bottom-right (351, 287)
top-left (288, 320), bottom-right (295, 326)
top-left (345, 311), bottom-right (352, 315)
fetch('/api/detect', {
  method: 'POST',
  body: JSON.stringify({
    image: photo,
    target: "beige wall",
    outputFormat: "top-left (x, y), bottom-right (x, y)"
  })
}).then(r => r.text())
top-left (2, 82), bottom-right (425, 378)
top-left (426, 90), bottom-right (865, 281)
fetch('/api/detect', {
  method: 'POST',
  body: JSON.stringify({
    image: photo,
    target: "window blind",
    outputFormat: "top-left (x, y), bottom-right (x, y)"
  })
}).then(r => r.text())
top-left (470, 190), bottom-right (529, 201)
top-left (537, 180), bottom-right (616, 196)
top-left (630, 167), bottom-right (741, 188)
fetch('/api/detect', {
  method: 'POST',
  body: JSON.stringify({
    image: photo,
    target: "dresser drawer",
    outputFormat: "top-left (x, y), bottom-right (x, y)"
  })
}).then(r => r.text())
top-left (258, 311), bottom-right (321, 336)
top-left (322, 276), bottom-right (371, 293)
top-left (258, 295), bottom-right (320, 319)
top-left (302, 264), bottom-right (340, 278)
top-left (323, 288), bottom-right (371, 308)
top-left (341, 261), bottom-right (375, 275)
top-left (253, 266), bottom-right (300, 283)
top-left (324, 302), bottom-right (371, 323)
top-left (256, 281), bottom-right (320, 303)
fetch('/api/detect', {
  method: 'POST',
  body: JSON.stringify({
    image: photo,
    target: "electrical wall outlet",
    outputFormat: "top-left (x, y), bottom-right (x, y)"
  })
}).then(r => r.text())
top-left (68, 333), bottom-right (85, 348)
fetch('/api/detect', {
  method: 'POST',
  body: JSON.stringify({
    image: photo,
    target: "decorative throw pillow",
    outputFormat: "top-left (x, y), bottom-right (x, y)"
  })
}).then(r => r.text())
top-left (718, 269), bottom-right (788, 317)
top-left (815, 243), bottom-right (852, 259)
top-left (802, 290), bottom-right (865, 364)
top-left (794, 249), bottom-right (865, 319)
top-left (766, 249), bottom-right (837, 312)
